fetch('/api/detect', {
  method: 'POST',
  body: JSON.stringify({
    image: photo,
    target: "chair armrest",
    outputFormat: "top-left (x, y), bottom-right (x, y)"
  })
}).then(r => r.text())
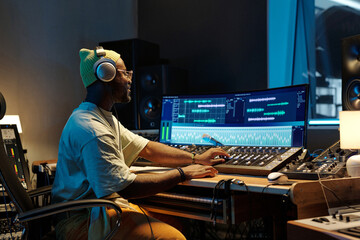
top-left (17, 198), bottom-right (122, 222)
top-left (18, 199), bottom-right (122, 240)
top-left (27, 185), bottom-right (52, 198)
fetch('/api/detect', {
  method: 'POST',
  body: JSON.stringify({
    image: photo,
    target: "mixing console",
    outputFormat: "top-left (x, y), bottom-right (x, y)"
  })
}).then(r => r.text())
top-left (173, 144), bottom-right (303, 176)
top-left (0, 218), bottom-right (23, 240)
top-left (279, 140), bottom-right (357, 180)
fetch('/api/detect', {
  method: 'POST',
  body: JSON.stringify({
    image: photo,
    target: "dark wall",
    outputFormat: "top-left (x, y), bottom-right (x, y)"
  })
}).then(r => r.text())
top-left (138, 0), bottom-right (268, 94)
top-left (307, 127), bottom-right (339, 153)
top-left (0, 0), bottom-right (136, 163)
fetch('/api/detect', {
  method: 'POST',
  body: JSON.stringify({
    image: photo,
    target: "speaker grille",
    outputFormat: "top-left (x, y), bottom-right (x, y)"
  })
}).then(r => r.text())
top-left (342, 34), bottom-right (360, 110)
top-left (137, 65), bottom-right (188, 129)
top-left (140, 97), bottom-right (162, 119)
top-left (344, 79), bottom-right (360, 110)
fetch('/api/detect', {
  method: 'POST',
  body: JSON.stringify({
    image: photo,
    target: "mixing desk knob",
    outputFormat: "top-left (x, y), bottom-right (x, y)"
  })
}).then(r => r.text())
top-left (305, 163), bottom-right (314, 169)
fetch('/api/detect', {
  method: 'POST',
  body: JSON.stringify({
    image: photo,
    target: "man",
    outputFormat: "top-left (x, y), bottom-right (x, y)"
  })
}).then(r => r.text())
top-left (51, 47), bottom-right (230, 240)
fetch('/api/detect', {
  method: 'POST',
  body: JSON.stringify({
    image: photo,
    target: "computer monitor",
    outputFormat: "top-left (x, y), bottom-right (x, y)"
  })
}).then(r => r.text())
top-left (0, 124), bottom-right (30, 190)
top-left (159, 84), bottom-right (308, 147)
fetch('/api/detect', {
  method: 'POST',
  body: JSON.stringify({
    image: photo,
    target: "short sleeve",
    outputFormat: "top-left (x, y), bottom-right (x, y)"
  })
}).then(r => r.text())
top-left (118, 123), bottom-right (149, 166)
top-left (81, 134), bottom-right (137, 198)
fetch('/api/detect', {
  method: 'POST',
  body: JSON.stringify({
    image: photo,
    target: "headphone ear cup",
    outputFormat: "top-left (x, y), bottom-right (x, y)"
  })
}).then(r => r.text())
top-left (94, 58), bottom-right (116, 82)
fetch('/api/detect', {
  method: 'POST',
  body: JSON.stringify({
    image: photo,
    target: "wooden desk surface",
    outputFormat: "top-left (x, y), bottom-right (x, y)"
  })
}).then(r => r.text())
top-left (132, 167), bottom-right (360, 220)
top-left (181, 173), bottom-right (301, 195)
top-left (131, 166), bottom-right (310, 196)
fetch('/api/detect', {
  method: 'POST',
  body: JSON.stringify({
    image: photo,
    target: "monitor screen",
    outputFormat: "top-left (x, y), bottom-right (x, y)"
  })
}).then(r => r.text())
top-left (159, 84), bottom-right (308, 147)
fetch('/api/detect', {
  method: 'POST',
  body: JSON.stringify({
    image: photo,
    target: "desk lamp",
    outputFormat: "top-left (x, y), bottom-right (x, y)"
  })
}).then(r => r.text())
top-left (340, 111), bottom-right (360, 177)
top-left (0, 115), bottom-right (22, 133)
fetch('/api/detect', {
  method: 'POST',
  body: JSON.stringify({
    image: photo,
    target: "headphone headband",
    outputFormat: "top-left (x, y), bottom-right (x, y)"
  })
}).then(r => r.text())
top-left (95, 46), bottom-right (106, 57)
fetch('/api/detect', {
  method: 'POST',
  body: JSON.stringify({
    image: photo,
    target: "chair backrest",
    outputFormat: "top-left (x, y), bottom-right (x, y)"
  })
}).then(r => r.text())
top-left (0, 133), bottom-right (34, 213)
top-left (0, 133), bottom-right (48, 239)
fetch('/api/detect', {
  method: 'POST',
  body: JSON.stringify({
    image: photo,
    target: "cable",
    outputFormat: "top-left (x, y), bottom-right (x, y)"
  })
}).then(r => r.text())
top-left (211, 178), bottom-right (251, 239)
top-left (210, 180), bottom-right (226, 225)
top-left (261, 184), bottom-right (272, 195)
top-left (311, 148), bottom-right (324, 157)
top-left (317, 172), bottom-right (360, 212)
top-left (317, 171), bottom-right (331, 211)
top-left (41, 163), bottom-right (51, 186)
top-left (242, 182), bottom-right (252, 238)
top-left (138, 205), bottom-right (155, 240)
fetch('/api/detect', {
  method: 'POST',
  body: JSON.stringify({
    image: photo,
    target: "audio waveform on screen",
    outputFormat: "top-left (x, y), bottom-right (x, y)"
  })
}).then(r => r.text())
top-left (267, 102), bottom-right (289, 106)
top-left (170, 126), bottom-right (292, 146)
top-left (249, 97), bottom-right (276, 103)
top-left (248, 117), bottom-right (275, 122)
top-left (184, 100), bottom-right (212, 103)
top-left (197, 104), bottom-right (226, 108)
top-left (192, 109), bottom-right (210, 113)
top-left (194, 119), bottom-right (216, 123)
top-left (247, 108), bottom-right (264, 113)
top-left (176, 98), bottom-right (226, 124)
top-left (263, 110), bottom-right (285, 116)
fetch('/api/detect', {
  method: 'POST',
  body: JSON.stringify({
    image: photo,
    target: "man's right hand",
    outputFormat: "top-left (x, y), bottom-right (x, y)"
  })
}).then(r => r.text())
top-left (181, 164), bottom-right (218, 180)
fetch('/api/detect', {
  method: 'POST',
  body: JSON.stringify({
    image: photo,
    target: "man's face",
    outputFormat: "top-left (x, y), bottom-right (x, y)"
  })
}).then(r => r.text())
top-left (110, 58), bottom-right (132, 103)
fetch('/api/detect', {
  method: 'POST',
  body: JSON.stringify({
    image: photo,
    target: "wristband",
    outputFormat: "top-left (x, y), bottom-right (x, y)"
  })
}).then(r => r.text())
top-left (177, 167), bottom-right (186, 182)
top-left (191, 153), bottom-right (197, 164)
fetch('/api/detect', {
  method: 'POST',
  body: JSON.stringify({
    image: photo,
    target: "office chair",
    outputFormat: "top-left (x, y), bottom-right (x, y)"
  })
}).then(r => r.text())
top-left (0, 138), bottom-right (122, 240)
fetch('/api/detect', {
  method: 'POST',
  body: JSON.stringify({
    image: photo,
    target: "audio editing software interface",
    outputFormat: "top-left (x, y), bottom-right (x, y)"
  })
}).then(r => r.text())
top-left (159, 85), bottom-right (308, 148)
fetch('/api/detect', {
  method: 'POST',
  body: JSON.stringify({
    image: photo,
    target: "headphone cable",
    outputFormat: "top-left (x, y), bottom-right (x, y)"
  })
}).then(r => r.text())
top-left (138, 205), bottom-right (155, 240)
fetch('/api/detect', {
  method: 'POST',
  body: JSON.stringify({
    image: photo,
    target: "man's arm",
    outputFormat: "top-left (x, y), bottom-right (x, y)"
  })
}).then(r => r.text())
top-left (119, 141), bottom-right (229, 199)
top-left (118, 164), bottom-right (217, 199)
top-left (138, 141), bottom-right (230, 166)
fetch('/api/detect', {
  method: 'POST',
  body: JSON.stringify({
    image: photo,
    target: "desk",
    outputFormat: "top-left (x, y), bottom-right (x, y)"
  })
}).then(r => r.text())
top-left (131, 167), bottom-right (360, 239)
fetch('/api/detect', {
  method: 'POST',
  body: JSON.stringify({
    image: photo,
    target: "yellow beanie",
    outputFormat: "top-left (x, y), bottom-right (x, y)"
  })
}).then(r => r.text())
top-left (79, 48), bottom-right (121, 88)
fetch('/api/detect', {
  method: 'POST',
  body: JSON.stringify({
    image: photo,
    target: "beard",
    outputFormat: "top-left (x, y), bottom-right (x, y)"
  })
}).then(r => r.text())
top-left (120, 93), bottom-right (131, 103)
top-left (112, 86), bottom-right (131, 104)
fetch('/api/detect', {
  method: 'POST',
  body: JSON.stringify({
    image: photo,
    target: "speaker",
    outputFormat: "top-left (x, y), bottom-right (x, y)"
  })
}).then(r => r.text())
top-left (137, 65), bottom-right (188, 129)
top-left (316, 6), bottom-right (360, 79)
top-left (99, 39), bottom-right (160, 129)
top-left (342, 34), bottom-right (360, 110)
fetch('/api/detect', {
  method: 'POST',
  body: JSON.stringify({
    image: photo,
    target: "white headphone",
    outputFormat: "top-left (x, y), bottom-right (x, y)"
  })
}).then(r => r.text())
top-left (93, 46), bottom-right (116, 82)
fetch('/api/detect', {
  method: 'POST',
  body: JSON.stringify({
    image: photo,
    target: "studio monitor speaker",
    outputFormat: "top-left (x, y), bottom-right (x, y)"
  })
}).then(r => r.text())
top-left (342, 34), bottom-right (360, 111)
top-left (137, 65), bottom-right (188, 129)
top-left (99, 39), bottom-right (160, 129)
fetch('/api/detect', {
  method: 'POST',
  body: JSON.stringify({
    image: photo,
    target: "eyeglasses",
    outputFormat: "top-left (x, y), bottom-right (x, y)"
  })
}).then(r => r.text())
top-left (117, 69), bottom-right (133, 79)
